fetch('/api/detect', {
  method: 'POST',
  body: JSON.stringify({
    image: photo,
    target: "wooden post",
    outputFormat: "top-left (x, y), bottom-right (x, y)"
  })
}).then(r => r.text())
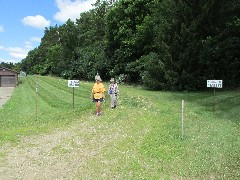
top-left (36, 76), bottom-right (38, 118)
top-left (72, 87), bottom-right (75, 110)
top-left (182, 99), bottom-right (184, 140)
top-left (213, 87), bottom-right (215, 113)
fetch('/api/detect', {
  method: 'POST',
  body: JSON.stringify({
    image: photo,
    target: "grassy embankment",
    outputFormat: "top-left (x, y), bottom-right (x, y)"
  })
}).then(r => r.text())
top-left (0, 75), bottom-right (93, 143)
top-left (0, 75), bottom-right (239, 179)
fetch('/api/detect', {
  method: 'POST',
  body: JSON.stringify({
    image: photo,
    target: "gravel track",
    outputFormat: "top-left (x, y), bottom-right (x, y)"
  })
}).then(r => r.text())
top-left (0, 111), bottom-right (127, 179)
top-left (0, 87), bottom-right (14, 108)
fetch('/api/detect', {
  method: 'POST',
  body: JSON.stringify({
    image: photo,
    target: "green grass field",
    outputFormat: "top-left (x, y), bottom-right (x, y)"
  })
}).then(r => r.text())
top-left (0, 75), bottom-right (239, 179)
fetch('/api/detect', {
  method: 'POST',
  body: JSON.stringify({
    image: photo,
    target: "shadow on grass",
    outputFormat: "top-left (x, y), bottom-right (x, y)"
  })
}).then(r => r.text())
top-left (165, 89), bottom-right (240, 123)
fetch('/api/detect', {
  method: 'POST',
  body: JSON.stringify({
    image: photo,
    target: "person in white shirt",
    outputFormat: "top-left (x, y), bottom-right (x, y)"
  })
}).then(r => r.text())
top-left (108, 78), bottom-right (119, 108)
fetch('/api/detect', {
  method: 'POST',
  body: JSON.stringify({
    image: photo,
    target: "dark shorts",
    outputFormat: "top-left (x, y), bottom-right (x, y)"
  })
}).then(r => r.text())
top-left (92, 98), bottom-right (104, 102)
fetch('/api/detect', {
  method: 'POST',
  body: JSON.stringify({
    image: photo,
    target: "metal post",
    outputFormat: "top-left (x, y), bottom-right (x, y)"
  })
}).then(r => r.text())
top-left (213, 87), bottom-right (215, 113)
top-left (36, 76), bottom-right (38, 118)
top-left (73, 87), bottom-right (75, 110)
top-left (182, 99), bottom-right (184, 140)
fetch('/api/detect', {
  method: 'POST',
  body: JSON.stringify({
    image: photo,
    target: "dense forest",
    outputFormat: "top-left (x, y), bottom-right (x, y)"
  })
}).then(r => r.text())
top-left (19, 0), bottom-right (239, 90)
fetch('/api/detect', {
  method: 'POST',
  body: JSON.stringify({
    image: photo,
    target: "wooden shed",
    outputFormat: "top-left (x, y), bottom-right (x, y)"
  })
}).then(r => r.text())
top-left (0, 67), bottom-right (19, 87)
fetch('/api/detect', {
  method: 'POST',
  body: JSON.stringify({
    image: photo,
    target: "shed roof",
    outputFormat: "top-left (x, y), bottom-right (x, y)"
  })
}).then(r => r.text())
top-left (0, 67), bottom-right (19, 74)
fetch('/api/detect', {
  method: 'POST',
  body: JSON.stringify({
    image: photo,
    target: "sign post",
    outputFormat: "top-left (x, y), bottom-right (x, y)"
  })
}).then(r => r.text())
top-left (182, 99), bottom-right (184, 140)
top-left (207, 80), bottom-right (223, 113)
top-left (213, 87), bottom-right (216, 113)
top-left (68, 80), bottom-right (80, 110)
top-left (73, 87), bottom-right (75, 110)
top-left (36, 76), bottom-right (38, 118)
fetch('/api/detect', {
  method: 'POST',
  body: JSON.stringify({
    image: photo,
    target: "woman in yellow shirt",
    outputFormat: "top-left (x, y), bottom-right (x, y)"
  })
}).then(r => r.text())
top-left (90, 76), bottom-right (105, 116)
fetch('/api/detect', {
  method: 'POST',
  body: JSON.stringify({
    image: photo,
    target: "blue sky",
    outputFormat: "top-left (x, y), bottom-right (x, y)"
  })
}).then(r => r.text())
top-left (0, 0), bottom-right (95, 64)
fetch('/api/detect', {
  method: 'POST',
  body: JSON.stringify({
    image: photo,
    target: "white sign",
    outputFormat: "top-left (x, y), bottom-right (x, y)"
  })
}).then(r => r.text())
top-left (207, 80), bottom-right (223, 88)
top-left (68, 80), bottom-right (80, 87)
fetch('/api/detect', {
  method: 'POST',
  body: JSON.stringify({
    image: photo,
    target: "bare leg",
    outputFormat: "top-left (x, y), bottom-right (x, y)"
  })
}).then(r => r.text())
top-left (99, 102), bottom-right (102, 114)
top-left (96, 101), bottom-right (100, 115)
top-left (110, 94), bottom-right (117, 108)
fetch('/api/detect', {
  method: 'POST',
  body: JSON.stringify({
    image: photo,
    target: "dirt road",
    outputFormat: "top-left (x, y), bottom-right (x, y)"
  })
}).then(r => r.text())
top-left (0, 87), bottom-right (14, 108)
top-left (0, 111), bottom-right (131, 179)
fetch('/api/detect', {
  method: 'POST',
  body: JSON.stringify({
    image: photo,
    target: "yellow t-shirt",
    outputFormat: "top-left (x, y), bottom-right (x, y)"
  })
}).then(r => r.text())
top-left (92, 82), bottom-right (105, 99)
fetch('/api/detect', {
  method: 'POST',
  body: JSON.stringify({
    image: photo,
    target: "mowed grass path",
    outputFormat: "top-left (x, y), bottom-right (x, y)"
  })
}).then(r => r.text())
top-left (0, 76), bottom-right (239, 179)
top-left (0, 76), bottom-right (92, 142)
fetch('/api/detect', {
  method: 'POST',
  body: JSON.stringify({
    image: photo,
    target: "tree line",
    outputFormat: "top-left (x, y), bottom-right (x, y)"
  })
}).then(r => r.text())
top-left (19, 0), bottom-right (240, 90)
top-left (0, 62), bottom-right (15, 69)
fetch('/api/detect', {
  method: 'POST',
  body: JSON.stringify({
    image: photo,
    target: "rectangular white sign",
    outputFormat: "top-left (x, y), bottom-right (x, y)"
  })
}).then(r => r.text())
top-left (68, 80), bottom-right (80, 87)
top-left (207, 80), bottom-right (223, 88)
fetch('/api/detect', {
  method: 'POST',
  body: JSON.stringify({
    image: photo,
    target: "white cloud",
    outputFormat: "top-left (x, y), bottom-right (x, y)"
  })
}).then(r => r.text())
top-left (25, 41), bottom-right (33, 49)
top-left (0, 26), bottom-right (4, 32)
top-left (0, 36), bottom-right (42, 63)
top-left (5, 47), bottom-right (28, 59)
top-left (0, 45), bottom-right (30, 63)
top-left (22, 15), bottom-right (51, 29)
top-left (30, 36), bottom-right (41, 43)
top-left (0, 57), bottom-right (19, 64)
top-left (54, 0), bottom-right (95, 23)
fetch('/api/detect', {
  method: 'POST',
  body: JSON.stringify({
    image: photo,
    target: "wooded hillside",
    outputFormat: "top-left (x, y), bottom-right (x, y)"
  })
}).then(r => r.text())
top-left (20, 0), bottom-right (240, 90)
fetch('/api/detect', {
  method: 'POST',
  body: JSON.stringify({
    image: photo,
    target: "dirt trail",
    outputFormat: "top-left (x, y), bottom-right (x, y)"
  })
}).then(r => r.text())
top-left (0, 112), bottom-right (126, 179)
top-left (0, 87), bottom-right (14, 108)
top-left (0, 86), bottom-right (148, 179)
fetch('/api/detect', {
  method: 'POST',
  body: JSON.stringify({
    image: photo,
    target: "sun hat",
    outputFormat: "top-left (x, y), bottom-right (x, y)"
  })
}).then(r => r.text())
top-left (95, 72), bottom-right (102, 81)
top-left (96, 76), bottom-right (102, 81)
top-left (110, 78), bottom-right (115, 82)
